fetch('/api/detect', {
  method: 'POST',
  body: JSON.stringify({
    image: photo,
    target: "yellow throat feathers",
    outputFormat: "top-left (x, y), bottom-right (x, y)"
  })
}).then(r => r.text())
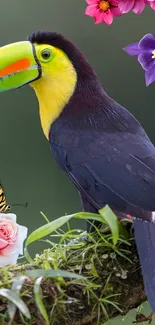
top-left (31, 47), bottom-right (77, 139)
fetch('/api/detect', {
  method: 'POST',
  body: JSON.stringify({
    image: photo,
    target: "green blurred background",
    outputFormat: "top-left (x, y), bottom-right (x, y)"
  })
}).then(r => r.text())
top-left (0, 0), bottom-right (154, 322)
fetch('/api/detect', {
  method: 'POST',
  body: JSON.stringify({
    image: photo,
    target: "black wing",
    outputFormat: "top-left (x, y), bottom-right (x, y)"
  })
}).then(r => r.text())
top-left (52, 129), bottom-right (155, 214)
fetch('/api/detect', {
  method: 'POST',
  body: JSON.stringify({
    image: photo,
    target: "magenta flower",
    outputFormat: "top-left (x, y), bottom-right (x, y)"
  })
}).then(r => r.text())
top-left (123, 34), bottom-right (155, 86)
top-left (85, 0), bottom-right (122, 25)
top-left (119, 0), bottom-right (153, 14)
top-left (145, 0), bottom-right (155, 9)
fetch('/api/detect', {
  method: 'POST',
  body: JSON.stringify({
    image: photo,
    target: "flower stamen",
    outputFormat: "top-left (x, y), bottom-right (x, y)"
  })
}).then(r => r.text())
top-left (99, 0), bottom-right (110, 11)
top-left (152, 50), bottom-right (155, 59)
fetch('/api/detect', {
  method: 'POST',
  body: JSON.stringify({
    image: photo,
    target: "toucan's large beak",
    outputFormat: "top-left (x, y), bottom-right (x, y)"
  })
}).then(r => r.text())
top-left (0, 41), bottom-right (40, 92)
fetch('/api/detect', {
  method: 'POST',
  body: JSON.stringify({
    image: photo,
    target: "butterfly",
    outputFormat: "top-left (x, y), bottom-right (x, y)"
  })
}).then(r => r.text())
top-left (0, 181), bottom-right (28, 212)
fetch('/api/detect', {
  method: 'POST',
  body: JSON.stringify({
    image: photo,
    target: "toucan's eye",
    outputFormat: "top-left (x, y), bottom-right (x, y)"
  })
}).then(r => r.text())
top-left (41, 49), bottom-right (52, 61)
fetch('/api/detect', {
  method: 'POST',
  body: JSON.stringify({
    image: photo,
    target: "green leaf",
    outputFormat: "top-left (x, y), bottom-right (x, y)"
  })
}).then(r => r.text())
top-left (24, 247), bottom-right (34, 263)
top-left (40, 211), bottom-right (50, 223)
top-left (26, 269), bottom-right (85, 280)
top-left (8, 276), bottom-right (27, 320)
top-left (118, 221), bottom-right (130, 239)
top-left (74, 212), bottom-right (104, 224)
top-left (0, 288), bottom-right (30, 319)
top-left (73, 207), bottom-right (119, 245)
top-left (99, 205), bottom-right (119, 245)
top-left (26, 214), bottom-right (74, 246)
top-left (34, 277), bottom-right (50, 325)
top-left (91, 263), bottom-right (99, 278)
top-left (114, 248), bottom-right (132, 263)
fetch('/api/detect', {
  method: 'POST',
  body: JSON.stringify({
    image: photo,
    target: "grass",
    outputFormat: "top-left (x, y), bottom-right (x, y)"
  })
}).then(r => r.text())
top-left (0, 206), bottom-right (146, 325)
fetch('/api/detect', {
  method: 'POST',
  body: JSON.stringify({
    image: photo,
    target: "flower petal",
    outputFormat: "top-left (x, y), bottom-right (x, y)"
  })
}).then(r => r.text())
top-left (102, 11), bottom-right (114, 25)
top-left (145, 65), bottom-right (155, 86)
top-left (16, 224), bottom-right (28, 255)
top-left (118, 0), bottom-right (135, 13)
top-left (145, 0), bottom-right (155, 3)
top-left (0, 213), bottom-right (16, 222)
top-left (111, 0), bottom-right (120, 5)
top-left (85, 4), bottom-right (98, 17)
top-left (0, 253), bottom-right (19, 267)
top-left (94, 9), bottom-right (103, 24)
top-left (85, 0), bottom-right (98, 4)
top-left (150, 1), bottom-right (155, 10)
top-left (138, 52), bottom-right (154, 71)
top-left (0, 238), bottom-right (8, 250)
top-left (139, 34), bottom-right (155, 51)
top-left (2, 224), bottom-right (27, 256)
top-left (132, 0), bottom-right (146, 14)
top-left (111, 7), bottom-right (122, 17)
top-left (123, 42), bottom-right (140, 56)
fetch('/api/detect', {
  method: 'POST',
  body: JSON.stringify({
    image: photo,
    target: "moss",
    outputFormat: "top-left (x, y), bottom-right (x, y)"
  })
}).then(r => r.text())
top-left (0, 220), bottom-right (146, 325)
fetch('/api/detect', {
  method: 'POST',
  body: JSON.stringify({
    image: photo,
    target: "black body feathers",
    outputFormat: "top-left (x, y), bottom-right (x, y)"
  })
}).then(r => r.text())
top-left (29, 31), bottom-right (155, 311)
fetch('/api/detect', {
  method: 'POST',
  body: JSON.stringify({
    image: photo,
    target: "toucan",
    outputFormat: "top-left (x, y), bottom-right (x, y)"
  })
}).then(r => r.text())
top-left (0, 31), bottom-right (154, 311)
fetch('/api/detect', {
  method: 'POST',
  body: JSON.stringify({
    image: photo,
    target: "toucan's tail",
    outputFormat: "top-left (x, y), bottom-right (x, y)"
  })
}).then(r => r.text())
top-left (133, 219), bottom-right (155, 311)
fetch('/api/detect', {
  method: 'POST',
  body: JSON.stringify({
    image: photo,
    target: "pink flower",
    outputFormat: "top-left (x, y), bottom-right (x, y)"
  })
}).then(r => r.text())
top-left (85, 0), bottom-right (122, 25)
top-left (118, 0), bottom-right (153, 14)
top-left (0, 213), bottom-right (27, 267)
top-left (145, 0), bottom-right (155, 10)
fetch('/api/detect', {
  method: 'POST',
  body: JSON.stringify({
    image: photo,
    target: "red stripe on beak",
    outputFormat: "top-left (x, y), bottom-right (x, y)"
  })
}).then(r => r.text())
top-left (0, 58), bottom-right (31, 78)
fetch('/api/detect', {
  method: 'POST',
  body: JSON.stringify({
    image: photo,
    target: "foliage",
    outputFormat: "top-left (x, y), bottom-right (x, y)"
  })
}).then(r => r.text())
top-left (0, 206), bottom-right (146, 325)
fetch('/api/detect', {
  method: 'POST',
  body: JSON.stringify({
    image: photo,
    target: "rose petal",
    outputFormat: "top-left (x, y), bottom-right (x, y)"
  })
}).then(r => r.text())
top-left (132, 0), bottom-right (146, 14)
top-left (1, 244), bottom-right (17, 256)
top-left (123, 42), bottom-right (141, 56)
top-left (138, 52), bottom-right (155, 71)
top-left (0, 213), bottom-right (17, 222)
top-left (85, 4), bottom-right (98, 17)
top-left (139, 34), bottom-right (155, 51)
top-left (0, 238), bottom-right (8, 250)
top-left (0, 253), bottom-right (19, 267)
top-left (102, 11), bottom-right (114, 25)
top-left (0, 214), bottom-right (28, 266)
top-left (2, 224), bottom-right (27, 256)
top-left (16, 224), bottom-right (28, 255)
top-left (145, 65), bottom-right (155, 86)
top-left (118, 0), bottom-right (135, 13)
top-left (0, 221), bottom-right (17, 243)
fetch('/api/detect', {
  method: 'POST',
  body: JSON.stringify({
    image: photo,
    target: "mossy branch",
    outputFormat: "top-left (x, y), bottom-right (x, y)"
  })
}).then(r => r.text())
top-left (0, 216), bottom-right (146, 325)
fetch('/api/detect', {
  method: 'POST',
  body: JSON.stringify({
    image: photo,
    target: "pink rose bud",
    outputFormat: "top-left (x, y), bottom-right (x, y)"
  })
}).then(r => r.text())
top-left (0, 213), bottom-right (27, 267)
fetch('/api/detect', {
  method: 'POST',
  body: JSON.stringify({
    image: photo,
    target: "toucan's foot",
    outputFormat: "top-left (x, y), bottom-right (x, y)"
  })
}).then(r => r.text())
top-left (133, 312), bottom-right (153, 324)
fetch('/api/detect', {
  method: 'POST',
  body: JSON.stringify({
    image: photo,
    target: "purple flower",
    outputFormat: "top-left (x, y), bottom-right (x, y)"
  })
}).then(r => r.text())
top-left (123, 34), bottom-right (155, 86)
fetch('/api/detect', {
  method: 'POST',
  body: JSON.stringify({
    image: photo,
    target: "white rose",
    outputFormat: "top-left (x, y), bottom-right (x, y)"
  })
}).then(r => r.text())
top-left (0, 213), bottom-right (27, 267)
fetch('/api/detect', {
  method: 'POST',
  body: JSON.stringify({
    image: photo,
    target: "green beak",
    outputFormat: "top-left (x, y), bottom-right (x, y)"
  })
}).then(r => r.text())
top-left (0, 41), bottom-right (40, 92)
